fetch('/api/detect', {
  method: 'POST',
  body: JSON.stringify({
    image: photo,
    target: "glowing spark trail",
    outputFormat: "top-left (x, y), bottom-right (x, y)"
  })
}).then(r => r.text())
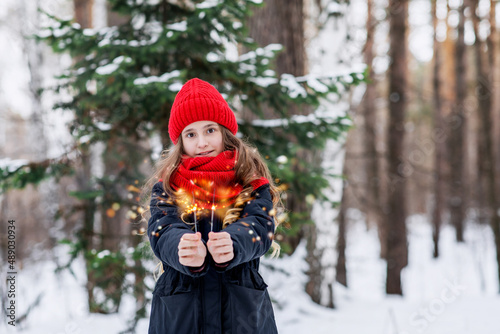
top-left (211, 187), bottom-right (216, 232)
top-left (192, 190), bottom-right (197, 233)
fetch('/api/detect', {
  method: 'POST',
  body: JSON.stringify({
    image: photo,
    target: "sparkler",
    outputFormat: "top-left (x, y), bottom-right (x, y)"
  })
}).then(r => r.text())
top-left (211, 187), bottom-right (216, 232)
top-left (192, 191), bottom-right (198, 233)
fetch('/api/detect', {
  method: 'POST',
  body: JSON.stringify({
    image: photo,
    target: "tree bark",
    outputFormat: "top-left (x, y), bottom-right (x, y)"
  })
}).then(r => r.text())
top-left (488, 0), bottom-right (500, 293)
top-left (471, 0), bottom-right (500, 292)
top-left (248, 0), bottom-right (306, 78)
top-left (92, 4), bottom-right (132, 314)
top-left (447, 1), bottom-right (467, 242)
top-left (247, 0), bottom-right (333, 306)
top-left (471, 1), bottom-right (487, 225)
top-left (72, 0), bottom-right (99, 312)
top-left (431, 0), bottom-right (445, 258)
top-left (363, 0), bottom-right (386, 259)
top-left (247, 0), bottom-right (308, 238)
top-left (336, 172), bottom-right (348, 287)
top-left (304, 221), bottom-right (322, 305)
top-left (74, 0), bottom-right (93, 29)
top-left (386, 0), bottom-right (409, 296)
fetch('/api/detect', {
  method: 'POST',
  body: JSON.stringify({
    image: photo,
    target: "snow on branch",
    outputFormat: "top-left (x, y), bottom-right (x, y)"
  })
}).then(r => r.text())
top-left (95, 56), bottom-right (133, 75)
top-left (243, 111), bottom-right (346, 129)
top-left (0, 158), bottom-right (30, 173)
top-left (133, 70), bottom-right (181, 86)
top-left (238, 44), bottom-right (283, 62)
top-left (196, 0), bottom-right (222, 9)
top-left (280, 74), bottom-right (307, 98)
top-left (166, 20), bottom-right (187, 32)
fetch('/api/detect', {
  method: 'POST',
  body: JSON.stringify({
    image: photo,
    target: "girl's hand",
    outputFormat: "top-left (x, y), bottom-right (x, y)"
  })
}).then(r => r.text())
top-left (178, 232), bottom-right (207, 267)
top-left (207, 232), bottom-right (234, 264)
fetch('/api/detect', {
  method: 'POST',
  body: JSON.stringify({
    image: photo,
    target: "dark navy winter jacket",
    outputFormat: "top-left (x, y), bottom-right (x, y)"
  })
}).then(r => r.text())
top-left (147, 182), bottom-right (278, 334)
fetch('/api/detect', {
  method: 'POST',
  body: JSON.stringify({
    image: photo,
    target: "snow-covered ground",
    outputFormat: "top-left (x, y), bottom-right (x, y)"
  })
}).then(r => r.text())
top-left (3, 214), bottom-right (499, 334)
top-left (264, 214), bottom-right (500, 334)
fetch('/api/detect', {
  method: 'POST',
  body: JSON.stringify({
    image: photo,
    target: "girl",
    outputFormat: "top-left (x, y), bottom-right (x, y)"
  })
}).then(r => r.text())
top-left (145, 78), bottom-right (281, 334)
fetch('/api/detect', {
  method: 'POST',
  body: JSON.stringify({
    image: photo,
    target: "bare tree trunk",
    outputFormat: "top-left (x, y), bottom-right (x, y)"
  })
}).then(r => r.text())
top-left (72, 0), bottom-right (100, 313)
top-left (248, 0), bottom-right (306, 79)
top-left (74, 0), bottom-right (94, 29)
top-left (90, 6), bottom-right (133, 314)
top-left (386, 0), bottom-right (408, 296)
top-left (471, 0), bottom-right (500, 292)
top-left (486, 0), bottom-right (496, 100)
top-left (98, 140), bottom-right (127, 313)
top-left (336, 170), bottom-right (348, 287)
top-left (248, 0), bottom-right (336, 306)
top-left (431, 0), bottom-right (445, 258)
top-left (363, 0), bottom-right (386, 259)
top-left (75, 147), bottom-right (99, 311)
top-left (493, 1), bottom-right (500, 206)
top-left (304, 219), bottom-right (322, 305)
top-left (471, 1), bottom-right (488, 226)
top-left (437, 2), bottom-right (456, 223)
top-left (488, 0), bottom-right (500, 293)
top-left (447, 1), bottom-right (467, 242)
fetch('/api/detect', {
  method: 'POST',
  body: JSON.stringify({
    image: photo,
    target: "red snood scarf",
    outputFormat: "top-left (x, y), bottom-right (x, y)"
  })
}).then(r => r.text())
top-left (169, 150), bottom-right (269, 210)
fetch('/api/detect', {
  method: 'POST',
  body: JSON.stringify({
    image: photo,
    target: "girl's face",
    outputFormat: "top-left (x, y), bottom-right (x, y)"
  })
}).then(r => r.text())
top-left (181, 121), bottom-right (224, 158)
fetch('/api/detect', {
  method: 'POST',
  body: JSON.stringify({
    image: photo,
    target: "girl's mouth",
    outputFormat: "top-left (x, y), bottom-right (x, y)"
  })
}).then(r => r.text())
top-left (197, 150), bottom-right (213, 156)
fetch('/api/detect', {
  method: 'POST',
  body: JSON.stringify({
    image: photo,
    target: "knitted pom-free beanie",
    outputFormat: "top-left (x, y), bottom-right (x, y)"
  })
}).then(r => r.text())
top-left (168, 78), bottom-right (238, 144)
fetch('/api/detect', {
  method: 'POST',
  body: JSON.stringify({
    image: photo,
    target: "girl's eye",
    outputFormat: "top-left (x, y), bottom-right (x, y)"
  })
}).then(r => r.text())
top-left (185, 133), bottom-right (195, 138)
top-left (207, 128), bottom-right (216, 134)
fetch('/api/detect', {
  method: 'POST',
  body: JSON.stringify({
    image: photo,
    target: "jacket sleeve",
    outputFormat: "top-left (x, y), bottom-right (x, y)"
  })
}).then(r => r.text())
top-left (222, 184), bottom-right (276, 270)
top-left (147, 182), bottom-right (208, 277)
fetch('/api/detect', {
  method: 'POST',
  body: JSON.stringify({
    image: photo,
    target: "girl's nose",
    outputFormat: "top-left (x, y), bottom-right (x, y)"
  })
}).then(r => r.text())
top-left (197, 135), bottom-right (208, 147)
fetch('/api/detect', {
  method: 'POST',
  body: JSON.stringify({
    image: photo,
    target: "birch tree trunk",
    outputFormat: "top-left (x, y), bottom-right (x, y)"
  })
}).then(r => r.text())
top-left (24, 0), bottom-right (47, 161)
top-left (386, 0), bottom-right (409, 295)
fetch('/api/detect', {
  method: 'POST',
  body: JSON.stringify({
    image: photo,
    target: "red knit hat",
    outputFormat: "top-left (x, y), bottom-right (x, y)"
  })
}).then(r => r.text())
top-left (168, 78), bottom-right (238, 144)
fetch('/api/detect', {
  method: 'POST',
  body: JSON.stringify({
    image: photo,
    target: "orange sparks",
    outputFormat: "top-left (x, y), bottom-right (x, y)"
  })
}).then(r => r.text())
top-left (127, 185), bottom-right (141, 193)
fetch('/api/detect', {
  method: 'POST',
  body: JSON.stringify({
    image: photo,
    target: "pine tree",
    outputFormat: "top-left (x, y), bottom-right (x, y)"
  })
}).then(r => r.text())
top-left (3, 0), bottom-right (367, 324)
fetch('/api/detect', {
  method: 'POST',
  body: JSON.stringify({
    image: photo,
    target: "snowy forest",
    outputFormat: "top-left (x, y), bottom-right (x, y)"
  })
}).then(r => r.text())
top-left (1, 0), bottom-right (500, 333)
